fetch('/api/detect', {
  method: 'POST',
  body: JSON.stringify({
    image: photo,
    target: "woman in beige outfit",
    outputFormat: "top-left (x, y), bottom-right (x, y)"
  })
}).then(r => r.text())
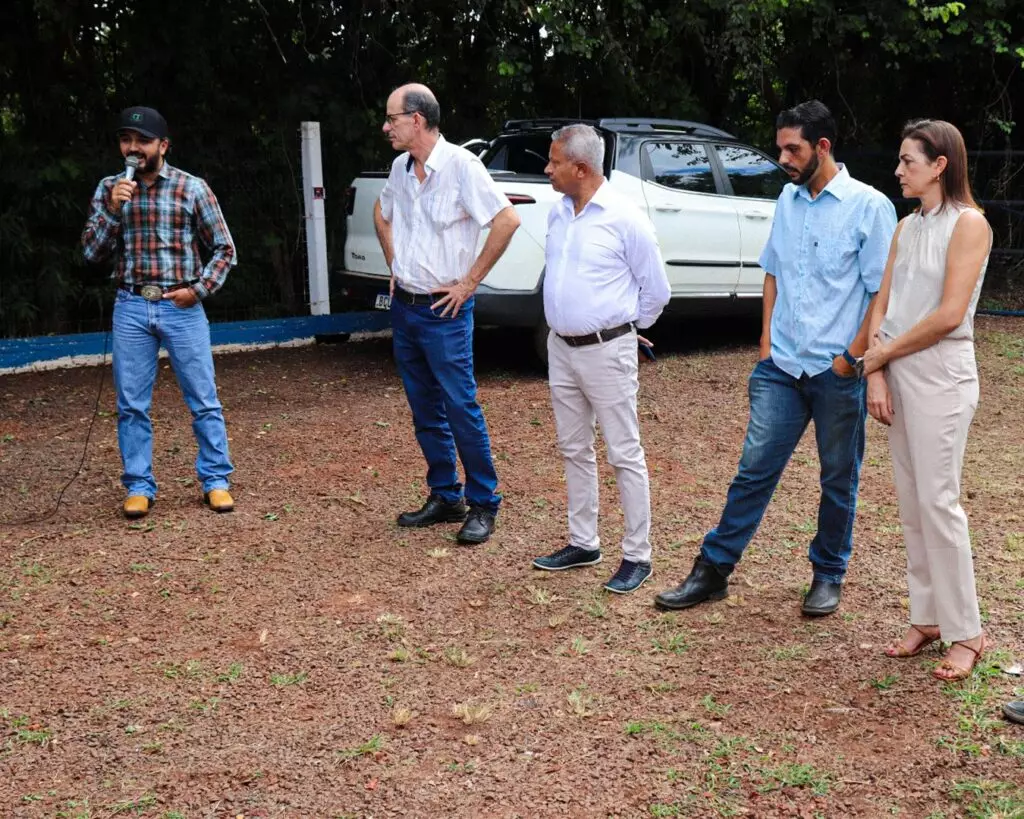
top-left (862, 120), bottom-right (992, 682)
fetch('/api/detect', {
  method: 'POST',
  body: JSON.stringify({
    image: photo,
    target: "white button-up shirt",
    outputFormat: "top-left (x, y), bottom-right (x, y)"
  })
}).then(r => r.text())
top-left (379, 135), bottom-right (511, 294)
top-left (544, 181), bottom-right (670, 336)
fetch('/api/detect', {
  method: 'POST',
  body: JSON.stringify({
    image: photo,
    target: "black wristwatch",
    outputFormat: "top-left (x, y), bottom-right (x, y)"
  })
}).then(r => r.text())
top-left (841, 349), bottom-right (865, 378)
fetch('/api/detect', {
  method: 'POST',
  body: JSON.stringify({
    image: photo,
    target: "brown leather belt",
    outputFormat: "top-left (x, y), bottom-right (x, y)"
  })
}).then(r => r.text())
top-left (119, 281), bottom-right (197, 302)
top-left (558, 322), bottom-right (634, 348)
top-left (392, 284), bottom-right (436, 306)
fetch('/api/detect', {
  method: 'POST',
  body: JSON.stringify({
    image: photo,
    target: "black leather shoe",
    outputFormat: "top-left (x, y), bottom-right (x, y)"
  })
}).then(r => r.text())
top-left (397, 495), bottom-right (468, 528)
top-left (1004, 700), bottom-right (1024, 725)
top-left (802, 579), bottom-right (842, 616)
top-left (456, 507), bottom-right (495, 544)
top-left (653, 556), bottom-right (729, 610)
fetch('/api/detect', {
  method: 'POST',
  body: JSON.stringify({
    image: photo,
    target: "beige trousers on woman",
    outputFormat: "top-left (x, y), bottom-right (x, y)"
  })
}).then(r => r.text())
top-left (884, 337), bottom-right (981, 642)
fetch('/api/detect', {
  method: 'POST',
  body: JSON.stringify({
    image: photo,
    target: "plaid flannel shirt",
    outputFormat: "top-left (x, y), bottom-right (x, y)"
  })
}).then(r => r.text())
top-left (82, 162), bottom-right (236, 300)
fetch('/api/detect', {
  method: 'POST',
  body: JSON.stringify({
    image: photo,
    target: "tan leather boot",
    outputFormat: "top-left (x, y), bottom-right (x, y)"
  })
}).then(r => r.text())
top-left (204, 488), bottom-right (234, 513)
top-left (123, 495), bottom-right (151, 519)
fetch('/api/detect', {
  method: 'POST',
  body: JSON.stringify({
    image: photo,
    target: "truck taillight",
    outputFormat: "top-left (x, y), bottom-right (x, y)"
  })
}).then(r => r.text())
top-left (346, 186), bottom-right (356, 216)
top-left (507, 194), bottom-right (536, 205)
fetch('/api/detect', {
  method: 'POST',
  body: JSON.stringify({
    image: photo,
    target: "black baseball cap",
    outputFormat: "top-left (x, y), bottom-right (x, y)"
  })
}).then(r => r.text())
top-left (117, 106), bottom-right (168, 140)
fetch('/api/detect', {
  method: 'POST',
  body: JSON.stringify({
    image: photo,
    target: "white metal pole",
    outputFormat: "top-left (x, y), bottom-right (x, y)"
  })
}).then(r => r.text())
top-left (301, 121), bottom-right (330, 316)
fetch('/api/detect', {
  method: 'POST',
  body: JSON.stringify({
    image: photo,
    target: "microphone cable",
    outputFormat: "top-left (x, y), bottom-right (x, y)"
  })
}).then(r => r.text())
top-left (0, 309), bottom-right (111, 528)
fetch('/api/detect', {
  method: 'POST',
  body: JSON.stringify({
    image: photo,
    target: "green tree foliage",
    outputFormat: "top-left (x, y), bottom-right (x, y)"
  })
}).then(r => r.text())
top-left (1, 0), bottom-right (1021, 336)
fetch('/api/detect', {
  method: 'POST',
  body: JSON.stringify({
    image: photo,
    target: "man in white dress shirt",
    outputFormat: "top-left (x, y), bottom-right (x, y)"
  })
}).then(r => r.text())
top-left (373, 83), bottom-right (521, 545)
top-left (531, 124), bottom-right (671, 593)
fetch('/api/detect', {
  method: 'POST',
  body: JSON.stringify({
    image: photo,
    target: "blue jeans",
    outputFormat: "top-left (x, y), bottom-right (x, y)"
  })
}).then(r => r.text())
top-left (700, 358), bottom-right (866, 584)
top-left (112, 289), bottom-right (233, 498)
top-left (391, 296), bottom-right (500, 514)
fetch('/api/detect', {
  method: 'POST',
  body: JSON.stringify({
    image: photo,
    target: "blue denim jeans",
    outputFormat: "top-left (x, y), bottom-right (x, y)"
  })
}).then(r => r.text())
top-left (112, 289), bottom-right (233, 498)
top-left (700, 358), bottom-right (866, 584)
top-left (390, 296), bottom-right (500, 514)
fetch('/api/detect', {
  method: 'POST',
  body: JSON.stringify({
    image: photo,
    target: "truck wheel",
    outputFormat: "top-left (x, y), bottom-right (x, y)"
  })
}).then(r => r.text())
top-left (533, 322), bottom-right (550, 368)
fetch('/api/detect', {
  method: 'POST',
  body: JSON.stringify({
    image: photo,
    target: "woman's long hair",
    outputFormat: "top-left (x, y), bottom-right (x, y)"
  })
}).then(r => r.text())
top-left (901, 119), bottom-right (981, 211)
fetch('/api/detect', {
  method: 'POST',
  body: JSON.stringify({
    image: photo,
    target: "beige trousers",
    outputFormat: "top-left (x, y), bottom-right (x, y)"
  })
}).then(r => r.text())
top-left (547, 329), bottom-right (652, 563)
top-left (884, 336), bottom-right (981, 642)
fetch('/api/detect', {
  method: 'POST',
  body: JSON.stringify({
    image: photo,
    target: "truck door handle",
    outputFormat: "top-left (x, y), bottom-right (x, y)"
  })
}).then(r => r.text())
top-left (743, 212), bottom-right (770, 220)
top-left (655, 206), bottom-right (682, 213)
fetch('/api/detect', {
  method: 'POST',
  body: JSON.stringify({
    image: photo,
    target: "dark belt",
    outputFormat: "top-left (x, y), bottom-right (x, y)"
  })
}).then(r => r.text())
top-left (558, 322), bottom-right (634, 348)
top-left (392, 284), bottom-right (438, 306)
top-left (119, 281), bottom-right (198, 302)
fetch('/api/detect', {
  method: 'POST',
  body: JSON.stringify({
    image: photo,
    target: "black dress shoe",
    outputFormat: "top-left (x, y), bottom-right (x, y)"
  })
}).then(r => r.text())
top-left (397, 495), bottom-right (468, 527)
top-left (1003, 700), bottom-right (1024, 725)
top-left (456, 507), bottom-right (495, 544)
top-left (802, 579), bottom-right (842, 616)
top-left (654, 556), bottom-right (729, 610)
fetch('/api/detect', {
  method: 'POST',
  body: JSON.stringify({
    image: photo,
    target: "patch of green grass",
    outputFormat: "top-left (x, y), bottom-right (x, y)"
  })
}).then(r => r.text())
top-left (526, 585), bottom-right (552, 606)
top-left (646, 681), bottom-right (678, 695)
top-left (870, 674), bottom-right (900, 691)
top-left (375, 612), bottom-right (406, 640)
top-left (569, 636), bottom-right (590, 656)
top-left (758, 762), bottom-right (832, 795)
top-left (269, 671), bottom-right (308, 687)
top-left (443, 646), bottom-right (476, 668)
top-left (581, 594), bottom-right (608, 618)
top-left (215, 662), bottom-right (243, 683)
top-left (337, 733), bottom-right (385, 762)
top-left (650, 632), bottom-right (689, 655)
top-left (106, 794), bottom-right (158, 816)
top-left (701, 695), bottom-right (731, 717)
top-left (768, 644), bottom-right (808, 661)
top-left (16, 727), bottom-right (51, 745)
top-left (949, 779), bottom-right (1024, 818)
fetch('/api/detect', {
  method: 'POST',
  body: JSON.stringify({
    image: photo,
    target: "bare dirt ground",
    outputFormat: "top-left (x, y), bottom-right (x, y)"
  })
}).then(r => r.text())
top-left (1, 315), bottom-right (1022, 819)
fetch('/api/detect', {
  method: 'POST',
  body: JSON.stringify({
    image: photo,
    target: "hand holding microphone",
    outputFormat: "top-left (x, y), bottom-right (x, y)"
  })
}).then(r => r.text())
top-left (109, 156), bottom-right (140, 210)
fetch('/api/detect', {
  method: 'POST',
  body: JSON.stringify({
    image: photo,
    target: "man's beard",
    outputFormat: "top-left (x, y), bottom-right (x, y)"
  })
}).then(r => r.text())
top-left (790, 152), bottom-right (819, 187)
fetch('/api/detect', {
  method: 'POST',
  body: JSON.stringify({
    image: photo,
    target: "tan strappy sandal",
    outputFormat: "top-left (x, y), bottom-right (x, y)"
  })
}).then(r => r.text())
top-left (884, 625), bottom-right (940, 658)
top-left (932, 635), bottom-right (987, 682)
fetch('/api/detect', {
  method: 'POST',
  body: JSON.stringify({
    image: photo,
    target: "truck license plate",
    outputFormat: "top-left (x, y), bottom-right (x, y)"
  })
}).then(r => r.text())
top-left (374, 294), bottom-right (391, 310)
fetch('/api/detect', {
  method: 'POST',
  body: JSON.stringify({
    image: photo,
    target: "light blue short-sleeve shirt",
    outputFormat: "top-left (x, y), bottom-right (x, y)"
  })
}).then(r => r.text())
top-left (759, 164), bottom-right (897, 378)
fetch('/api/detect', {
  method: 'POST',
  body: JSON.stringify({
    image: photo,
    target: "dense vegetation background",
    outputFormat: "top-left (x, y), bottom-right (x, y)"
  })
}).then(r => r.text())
top-left (2, 0), bottom-right (1022, 336)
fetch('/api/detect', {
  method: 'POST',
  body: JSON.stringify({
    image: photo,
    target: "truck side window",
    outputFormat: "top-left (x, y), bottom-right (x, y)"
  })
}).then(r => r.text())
top-left (643, 142), bottom-right (716, 194)
top-left (715, 145), bottom-right (788, 200)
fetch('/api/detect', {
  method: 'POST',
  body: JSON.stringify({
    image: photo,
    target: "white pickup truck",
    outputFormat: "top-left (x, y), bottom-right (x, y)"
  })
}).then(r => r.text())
top-left (339, 118), bottom-right (789, 358)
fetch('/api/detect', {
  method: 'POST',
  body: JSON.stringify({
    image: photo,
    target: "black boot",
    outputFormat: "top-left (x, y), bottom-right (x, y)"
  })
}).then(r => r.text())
top-left (653, 556), bottom-right (729, 610)
top-left (801, 579), bottom-right (842, 616)
top-left (397, 495), bottom-right (468, 527)
top-left (456, 507), bottom-right (495, 544)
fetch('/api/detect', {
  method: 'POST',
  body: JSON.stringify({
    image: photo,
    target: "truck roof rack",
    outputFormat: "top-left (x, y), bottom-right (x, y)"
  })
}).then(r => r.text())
top-left (598, 118), bottom-right (735, 139)
top-left (502, 118), bottom-right (599, 131)
top-left (501, 117), bottom-right (735, 140)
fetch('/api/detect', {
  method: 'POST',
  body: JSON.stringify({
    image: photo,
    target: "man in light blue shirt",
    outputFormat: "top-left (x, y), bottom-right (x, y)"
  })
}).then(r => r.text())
top-left (656, 100), bottom-right (897, 616)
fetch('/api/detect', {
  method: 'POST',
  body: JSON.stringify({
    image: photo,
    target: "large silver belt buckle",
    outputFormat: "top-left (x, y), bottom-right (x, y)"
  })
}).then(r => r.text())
top-left (139, 284), bottom-right (163, 302)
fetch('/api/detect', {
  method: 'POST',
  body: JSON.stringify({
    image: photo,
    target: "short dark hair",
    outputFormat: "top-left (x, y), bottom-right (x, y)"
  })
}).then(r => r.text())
top-left (403, 89), bottom-right (441, 130)
top-left (776, 100), bottom-right (836, 151)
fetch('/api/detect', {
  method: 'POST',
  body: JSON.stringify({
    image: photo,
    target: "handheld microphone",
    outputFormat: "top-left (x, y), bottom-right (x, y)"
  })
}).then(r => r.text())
top-left (124, 155), bottom-right (140, 182)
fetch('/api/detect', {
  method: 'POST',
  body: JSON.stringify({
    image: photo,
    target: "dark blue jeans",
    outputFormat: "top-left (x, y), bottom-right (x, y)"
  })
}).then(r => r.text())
top-left (700, 358), bottom-right (866, 584)
top-left (391, 296), bottom-right (500, 515)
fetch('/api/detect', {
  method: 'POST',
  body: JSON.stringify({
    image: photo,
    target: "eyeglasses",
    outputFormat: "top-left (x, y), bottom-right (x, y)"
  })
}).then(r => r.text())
top-left (384, 110), bottom-right (416, 125)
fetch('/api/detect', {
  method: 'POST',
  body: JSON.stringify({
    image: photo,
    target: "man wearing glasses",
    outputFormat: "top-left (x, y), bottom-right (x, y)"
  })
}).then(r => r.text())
top-left (373, 83), bottom-right (521, 545)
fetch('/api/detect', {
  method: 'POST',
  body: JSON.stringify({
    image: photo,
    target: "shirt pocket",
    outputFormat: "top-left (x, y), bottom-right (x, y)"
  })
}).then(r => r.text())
top-left (815, 225), bottom-right (858, 279)
top-left (423, 188), bottom-right (465, 231)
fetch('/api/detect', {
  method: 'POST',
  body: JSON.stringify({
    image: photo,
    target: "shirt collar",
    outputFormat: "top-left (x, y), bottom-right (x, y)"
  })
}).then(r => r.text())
top-left (405, 134), bottom-right (451, 176)
top-left (560, 179), bottom-right (612, 216)
top-left (794, 162), bottom-right (851, 202)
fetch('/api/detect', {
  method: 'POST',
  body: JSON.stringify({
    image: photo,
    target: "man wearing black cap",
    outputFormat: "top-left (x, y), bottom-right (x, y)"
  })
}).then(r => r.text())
top-left (82, 106), bottom-right (237, 518)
